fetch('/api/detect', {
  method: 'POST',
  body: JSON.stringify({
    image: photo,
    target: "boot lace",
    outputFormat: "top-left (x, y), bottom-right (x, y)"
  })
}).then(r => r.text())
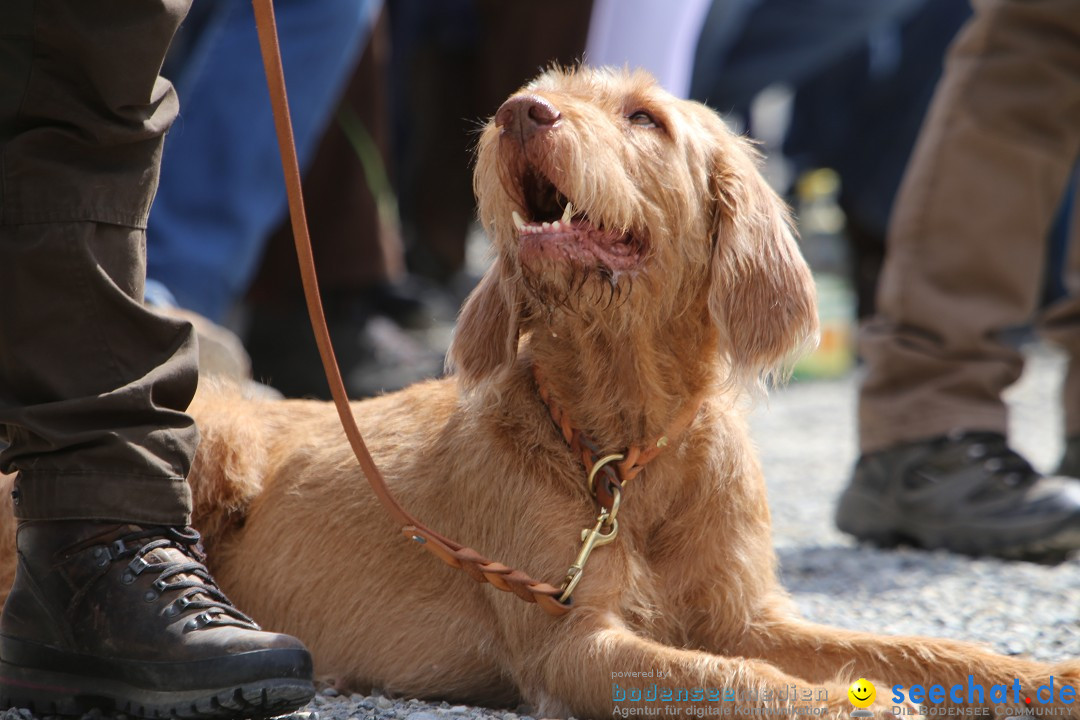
top-left (954, 432), bottom-right (1037, 489)
top-left (106, 526), bottom-right (260, 632)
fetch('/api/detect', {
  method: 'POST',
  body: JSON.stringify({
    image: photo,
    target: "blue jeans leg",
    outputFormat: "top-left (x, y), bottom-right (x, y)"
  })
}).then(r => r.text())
top-left (148, 0), bottom-right (380, 322)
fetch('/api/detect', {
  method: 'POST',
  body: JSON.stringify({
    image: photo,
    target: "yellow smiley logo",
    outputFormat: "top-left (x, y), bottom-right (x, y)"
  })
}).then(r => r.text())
top-left (848, 678), bottom-right (876, 708)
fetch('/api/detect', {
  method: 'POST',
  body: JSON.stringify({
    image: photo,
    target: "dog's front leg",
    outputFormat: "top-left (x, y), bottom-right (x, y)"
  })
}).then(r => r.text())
top-left (725, 611), bottom-right (1079, 716)
top-left (509, 612), bottom-right (888, 719)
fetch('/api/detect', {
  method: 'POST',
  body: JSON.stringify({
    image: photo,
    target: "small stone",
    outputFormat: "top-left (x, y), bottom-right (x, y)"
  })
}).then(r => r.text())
top-left (406, 713), bottom-right (440, 720)
top-left (321, 687), bottom-right (340, 697)
top-left (376, 697), bottom-right (393, 710)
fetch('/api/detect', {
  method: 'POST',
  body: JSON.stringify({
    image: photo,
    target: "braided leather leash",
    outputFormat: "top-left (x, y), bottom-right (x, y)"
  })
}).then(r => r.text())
top-left (251, 0), bottom-right (569, 616)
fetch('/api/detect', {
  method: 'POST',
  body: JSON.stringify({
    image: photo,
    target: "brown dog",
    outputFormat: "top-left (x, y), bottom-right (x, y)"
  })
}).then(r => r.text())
top-left (1, 66), bottom-right (1076, 718)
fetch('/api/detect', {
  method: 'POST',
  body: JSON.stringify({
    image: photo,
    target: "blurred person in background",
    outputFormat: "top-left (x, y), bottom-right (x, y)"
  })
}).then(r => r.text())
top-left (246, 7), bottom-right (446, 399)
top-left (690, 0), bottom-right (970, 320)
top-left (145, 0), bottom-right (379, 327)
top-left (238, 0), bottom-right (596, 398)
top-left (387, 0), bottom-right (594, 293)
top-left (836, 0), bottom-right (1080, 560)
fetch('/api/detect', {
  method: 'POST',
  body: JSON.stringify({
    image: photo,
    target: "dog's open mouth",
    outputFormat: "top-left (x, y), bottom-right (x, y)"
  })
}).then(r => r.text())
top-left (512, 167), bottom-right (642, 273)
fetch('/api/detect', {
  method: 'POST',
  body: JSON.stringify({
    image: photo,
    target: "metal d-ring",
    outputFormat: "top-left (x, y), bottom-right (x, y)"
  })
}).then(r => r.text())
top-left (586, 453), bottom-right (625, 497)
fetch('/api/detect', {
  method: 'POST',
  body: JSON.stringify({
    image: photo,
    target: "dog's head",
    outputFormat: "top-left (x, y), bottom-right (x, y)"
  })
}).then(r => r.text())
top-left (450, 66), bottom-right (817, 389)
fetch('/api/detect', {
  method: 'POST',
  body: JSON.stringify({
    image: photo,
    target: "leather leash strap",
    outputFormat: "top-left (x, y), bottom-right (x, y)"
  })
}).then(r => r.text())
top-left (250, 0), bottom-right (569, 617)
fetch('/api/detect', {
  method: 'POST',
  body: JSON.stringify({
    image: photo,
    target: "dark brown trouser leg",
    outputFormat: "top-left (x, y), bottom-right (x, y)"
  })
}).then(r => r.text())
top-left (0, 0), bottom-right (196, 525)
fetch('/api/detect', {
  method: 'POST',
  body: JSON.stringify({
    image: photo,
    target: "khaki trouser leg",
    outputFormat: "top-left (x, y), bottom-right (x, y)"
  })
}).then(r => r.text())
top-left (859, 0), bottom-right (1080, 454)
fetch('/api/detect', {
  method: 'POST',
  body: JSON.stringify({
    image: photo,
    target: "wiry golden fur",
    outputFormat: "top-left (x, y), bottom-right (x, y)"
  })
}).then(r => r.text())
top-left (1, 67), bottom-right (1076, 718)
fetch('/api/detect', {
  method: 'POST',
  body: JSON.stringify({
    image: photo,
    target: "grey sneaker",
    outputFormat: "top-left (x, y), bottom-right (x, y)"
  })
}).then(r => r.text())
top-left (836, 432), bottom-right (1080, 561)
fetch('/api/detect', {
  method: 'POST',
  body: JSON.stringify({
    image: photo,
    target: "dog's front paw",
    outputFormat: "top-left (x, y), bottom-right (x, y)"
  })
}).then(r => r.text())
top-left (1045, 664), bottom-right (1080, 718)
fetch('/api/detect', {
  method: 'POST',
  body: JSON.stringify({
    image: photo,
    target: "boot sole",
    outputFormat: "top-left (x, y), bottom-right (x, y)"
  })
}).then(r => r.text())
top-left (836, 487), bottom-right (1080, 562)
top-left (0, 660), bottom-right (314, 719)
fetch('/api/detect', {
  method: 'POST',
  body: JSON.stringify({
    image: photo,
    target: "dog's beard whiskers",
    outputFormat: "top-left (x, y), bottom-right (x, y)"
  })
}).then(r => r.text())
top-left (521, 260), bottom-right (634, 317)
top-left (564, 265), bottom-right (591, 315)
top-left (598, 267), bottom-right (632, 310)
top-left (522, 264), bottom-right (574, 313)
top-left (576, 266), bottom-right (593, 300)
top-left (597, 266), bottom-right (616, 309)
top-left (621, 275), bottom-right (634, 304)
top-left (588, 268), bottom-right (605, 307)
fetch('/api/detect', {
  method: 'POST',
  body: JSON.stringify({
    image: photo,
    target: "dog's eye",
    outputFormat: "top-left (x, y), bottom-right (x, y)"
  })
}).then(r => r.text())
top-left (627, 110), bottom-right (658, 128)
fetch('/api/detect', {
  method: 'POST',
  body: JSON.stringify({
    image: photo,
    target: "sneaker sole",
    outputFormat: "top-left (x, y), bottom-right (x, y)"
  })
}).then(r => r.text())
top-left (836, 487), bottom-right (1080, 561)
top-left (0, 660), bottom-right (314, 719)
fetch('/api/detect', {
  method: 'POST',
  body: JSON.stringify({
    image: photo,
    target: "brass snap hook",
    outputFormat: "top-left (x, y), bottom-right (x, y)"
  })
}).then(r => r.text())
top-left (558, 485), bottom-right (622, 603)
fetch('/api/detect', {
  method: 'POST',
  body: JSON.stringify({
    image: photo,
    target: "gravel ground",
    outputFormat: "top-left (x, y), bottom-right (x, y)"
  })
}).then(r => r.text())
top-left (6, 344), bottom-right (1077, 720)
top-left (755, 343), bottom-right (1079, 663)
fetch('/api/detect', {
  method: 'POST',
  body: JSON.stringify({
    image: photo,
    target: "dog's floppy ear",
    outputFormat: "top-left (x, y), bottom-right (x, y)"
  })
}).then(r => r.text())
top-left (708, 134), bottom-right (818, 384)
top-left (447, 257), bottom-right (521, 387)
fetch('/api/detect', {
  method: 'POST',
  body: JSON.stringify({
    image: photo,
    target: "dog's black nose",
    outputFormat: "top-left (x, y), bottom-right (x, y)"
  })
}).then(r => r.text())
top-left (495, 94), bottom-right (560, 143)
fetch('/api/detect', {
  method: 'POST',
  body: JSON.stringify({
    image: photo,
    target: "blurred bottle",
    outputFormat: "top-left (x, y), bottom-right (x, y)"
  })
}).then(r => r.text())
top-left (791, 168), bottom-right (856, 379)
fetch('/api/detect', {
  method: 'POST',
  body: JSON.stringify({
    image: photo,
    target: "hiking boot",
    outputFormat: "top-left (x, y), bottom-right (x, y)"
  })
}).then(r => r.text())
top-left (836, 432), bottom-right (1080, 560)
top-left (0, 520), bottom-right (315, 718)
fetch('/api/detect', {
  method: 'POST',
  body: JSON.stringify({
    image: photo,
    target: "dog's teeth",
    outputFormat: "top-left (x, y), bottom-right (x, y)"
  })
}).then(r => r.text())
top-left (542, 222), bottom-right (551, 230)
top-left (561, 202), bottom-right (573, 224)
top-left (551, 221), bottom-right (561, 231)
top-left (512, 210), bottom-right (526, 231)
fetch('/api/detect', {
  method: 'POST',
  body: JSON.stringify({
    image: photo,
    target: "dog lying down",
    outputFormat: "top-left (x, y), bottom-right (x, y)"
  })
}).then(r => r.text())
top-left (2, 66), bottom-right (1077, 718)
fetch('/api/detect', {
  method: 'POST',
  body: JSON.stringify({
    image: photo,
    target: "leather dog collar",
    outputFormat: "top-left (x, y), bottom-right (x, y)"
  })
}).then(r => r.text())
top-left (532, 364), bottom-right (704, 511)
